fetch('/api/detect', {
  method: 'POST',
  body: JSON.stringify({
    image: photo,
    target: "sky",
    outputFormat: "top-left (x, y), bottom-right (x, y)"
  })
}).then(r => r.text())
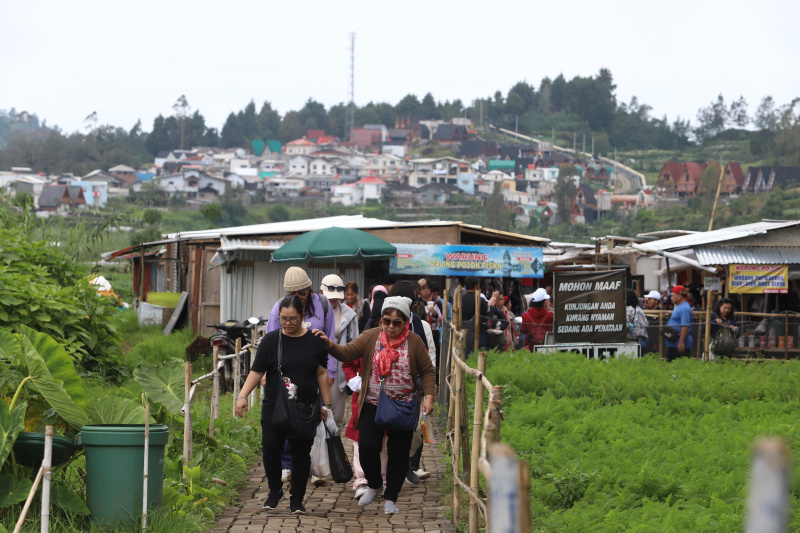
top-left (2, 0), bottom-right (798, 135)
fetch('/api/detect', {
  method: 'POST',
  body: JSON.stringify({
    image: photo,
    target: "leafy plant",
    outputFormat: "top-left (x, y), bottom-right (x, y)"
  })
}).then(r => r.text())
top-left (87, 397), bottom-right (152, 425)
top-left (133, 358), bottom-right (186, 415)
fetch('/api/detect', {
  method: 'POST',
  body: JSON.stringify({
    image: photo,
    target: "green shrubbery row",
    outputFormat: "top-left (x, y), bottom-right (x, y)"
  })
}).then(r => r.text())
top-left (472, 351), bottom-right (800, 532)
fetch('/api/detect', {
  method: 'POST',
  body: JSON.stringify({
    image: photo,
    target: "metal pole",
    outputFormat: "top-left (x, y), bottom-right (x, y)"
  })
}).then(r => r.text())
top-left (41, 425), bottom-right (53, 533)
top-left (183, 362), bottom-right (192, 466)
top-left (211, 346), bottom-right (219, 426)
top-left (468, 352), bottom-right (487, 533)
top-left (142, 404), bottom-right (150, 533)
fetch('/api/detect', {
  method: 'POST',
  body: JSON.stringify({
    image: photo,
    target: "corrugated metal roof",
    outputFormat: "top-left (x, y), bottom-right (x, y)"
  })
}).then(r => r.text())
top-left (635, 220), bottom-right (800, 252)
top-left (695, 246), bottom-right (800, 265)
top-left (220, 237), bottom-right (288, 251)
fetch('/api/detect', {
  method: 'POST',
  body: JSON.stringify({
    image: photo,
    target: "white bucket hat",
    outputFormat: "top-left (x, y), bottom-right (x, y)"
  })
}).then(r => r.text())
top-left (320, 274), bottom-right (345, 299)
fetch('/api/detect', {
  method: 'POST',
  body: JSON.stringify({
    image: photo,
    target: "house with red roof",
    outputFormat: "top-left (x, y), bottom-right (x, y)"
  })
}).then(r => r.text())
top-left (330, 175), bottom-right (387, 206)
top-left (285, 138), bottom-right (318, 156)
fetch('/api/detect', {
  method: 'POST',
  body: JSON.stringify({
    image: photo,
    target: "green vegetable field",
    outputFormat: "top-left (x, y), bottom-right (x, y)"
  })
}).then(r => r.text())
top-left (479, 352), bottom-right (800, 532)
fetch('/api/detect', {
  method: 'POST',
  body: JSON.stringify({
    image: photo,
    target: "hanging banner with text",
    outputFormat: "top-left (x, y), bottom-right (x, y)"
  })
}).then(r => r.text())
top-left (389, 244), bottom-right (544, 278)
top-left (553, 270), bottom-right (626, 344)
top-left (728, 264), bottom-right (788, 294)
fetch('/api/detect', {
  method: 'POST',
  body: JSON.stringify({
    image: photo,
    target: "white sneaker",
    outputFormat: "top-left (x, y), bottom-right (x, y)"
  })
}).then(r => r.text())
top-left (312, 475), bottom-right (326, 486)
top-left (281, 469), bottom-right (291, 483)
top-left (415, 469), bottom-right (431, 480)
top-left (354, 485), bottom-right (369, 499)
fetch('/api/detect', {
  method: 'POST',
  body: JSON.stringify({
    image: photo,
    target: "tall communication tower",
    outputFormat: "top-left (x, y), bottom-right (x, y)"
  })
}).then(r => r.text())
top-left (346, 32), bottom-right (356, 142)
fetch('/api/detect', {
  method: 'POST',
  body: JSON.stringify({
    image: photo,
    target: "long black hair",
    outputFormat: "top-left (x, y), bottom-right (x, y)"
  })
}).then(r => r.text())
top-left (713, 297), bottom-right (736, 323)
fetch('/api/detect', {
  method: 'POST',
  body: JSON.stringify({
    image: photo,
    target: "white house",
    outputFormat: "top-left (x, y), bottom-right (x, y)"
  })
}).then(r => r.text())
top-left (330, 176), bottom-right (386, 206)
top-left (308, 156), bottom-right (336, 176)
top-left (477, 170), bottom-right (515, 195)
top-left (266, 176), bottom-right (307, 198)
top-left (288, 155), bottom-right (309, 176)
top-left (285, 139), bottom-right (317, 156)
top-left (151, 170), bottom-right (229, 197)
top-left (407, 157), bottom-right (472, 188)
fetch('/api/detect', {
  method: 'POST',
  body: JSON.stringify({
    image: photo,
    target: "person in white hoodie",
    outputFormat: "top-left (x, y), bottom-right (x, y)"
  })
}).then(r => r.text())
top-left (313, 274), bottom-right (360, 486)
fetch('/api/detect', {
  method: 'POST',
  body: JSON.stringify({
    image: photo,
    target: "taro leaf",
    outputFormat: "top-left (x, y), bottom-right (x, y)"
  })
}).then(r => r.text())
top-left (18, 325), bottom-right (88, 429)
top-left (0, 524), bottom-right (7, 533)
top-left (0, 328), bottom-right (21, 364)
top-left (162, 486), bottom-right (193, 508)
top-left (51, 484), bottom-right (91, 515)
top-left (0, 401), bottom-right (26, 469)
top-left (0, 473), bottom-right (32, 508)
top-left (133, 359), bottom-right (185, 415)
top-left (88, 397), bottom-right (153, 425)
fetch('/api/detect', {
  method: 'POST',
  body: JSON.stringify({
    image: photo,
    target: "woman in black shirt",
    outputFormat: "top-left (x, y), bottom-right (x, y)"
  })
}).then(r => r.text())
top-left (236, 296), bottom-right (331, 515)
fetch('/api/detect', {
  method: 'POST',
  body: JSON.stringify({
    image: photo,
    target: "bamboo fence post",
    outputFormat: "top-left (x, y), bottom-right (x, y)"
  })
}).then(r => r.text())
top-left (460, 362), bottom-right (471, 479)
top-left (142, 403), bottom-right (150, 533)
top-left (446, 329), bottom-right (456, 436)
top-left (232, 338), bottom-right (241, 418)
top-left (469, 352), bottom-right (487, 533)
top-left (659, 312), bottom-right (664, 359)
top-left (13, 463), bottom-right (44, 533)
top-left (487, 443), bottom-right (519, 533)
top-left (439, 288), bottom-right (450, 407)
top-left (704, 290), bottom-right (715, 361)
top-left (183, 361), bottom-right (192, 466)
top-left (517, 461), bottom-right (532, 533)
top-left (41, 425), bottom-right (53, 533)
top-left (486, 386), bottom-right (503, 445)
top-left (474, 290), bottom-right (480, 355)
top-left (785, 312), bottom-right (789, 360)
top-left (452, 361), bottom-right (463, 524)
top-left (745, 438), bottom-right (790, 533)
top-left (211, 347), bottom-right (219, 428)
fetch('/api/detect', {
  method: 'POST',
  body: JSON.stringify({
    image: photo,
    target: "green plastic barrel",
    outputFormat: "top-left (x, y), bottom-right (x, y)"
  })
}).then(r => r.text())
top-left (81, 424), bottom-right (169, 524)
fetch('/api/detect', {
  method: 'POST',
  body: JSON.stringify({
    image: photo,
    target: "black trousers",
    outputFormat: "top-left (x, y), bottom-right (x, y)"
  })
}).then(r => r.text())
top-left (666, 346), bottom-right (690, 362)
top-left (358, 402), bottom-right (414, 502)
top-left (261, 405), bottom-right (313, 502)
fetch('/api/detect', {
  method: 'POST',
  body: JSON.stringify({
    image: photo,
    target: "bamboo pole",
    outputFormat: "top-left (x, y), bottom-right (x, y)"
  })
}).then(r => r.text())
top-left (708, 161), bottom-right (726, 231)
top-left (745, 438), bottom-right (790, 533)
top-left (658, 312), bottom-right (664, 359)
top-left (474, 289), bottom-right (480, 355)
top-left (142, 403), bottom-right (150, 533)
top-left (517, 461), bottom-right (532, 533)
top-left (446, 291), bottom-right (461, 435)
top-left (452, 361), bottom-right (462, 524)
top-left (785, 312), bottom-right (789, 360)
top-left (13, 463), bottom-right (44, 533)
top-left (704, 290), bottom-right (715, 362)
top-left (41, 425), bottom-right (52, 533)
top-left (232, 338), bottom-right (241, 418)
top-left (485, 386), bottom-right (503, 446)
top-left (211, 346), bottom-right (219, 428)
top-left (469, 352), bottom-right (487, 533)
top-left (183, 361), bottom-right (192, 466)
top-left (439, 288), bottom-right (450, 407)
top-left (487, 443), bottom-right (518, 533)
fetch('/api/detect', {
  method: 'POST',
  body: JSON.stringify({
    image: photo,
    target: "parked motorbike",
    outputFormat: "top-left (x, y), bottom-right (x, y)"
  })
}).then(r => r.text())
top-left (207, 316), bottom-right (267, 393)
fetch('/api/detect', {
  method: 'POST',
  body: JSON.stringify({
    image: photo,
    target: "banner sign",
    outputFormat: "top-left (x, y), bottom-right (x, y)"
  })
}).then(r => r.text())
top-left (553, 270), bottom-right (626, 344)
top-left (728, 264), bottom-right (788, 294)
top-left (389, 244), bottom-right (544, 278)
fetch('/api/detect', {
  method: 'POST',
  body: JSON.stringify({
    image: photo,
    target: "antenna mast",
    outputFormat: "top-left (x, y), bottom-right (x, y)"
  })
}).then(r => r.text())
top-left (346, 32), bottom-right (356, 142)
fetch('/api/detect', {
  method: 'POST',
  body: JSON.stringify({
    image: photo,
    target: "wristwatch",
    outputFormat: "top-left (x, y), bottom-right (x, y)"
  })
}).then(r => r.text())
top-left (323, 402), bottom-right (332, 408)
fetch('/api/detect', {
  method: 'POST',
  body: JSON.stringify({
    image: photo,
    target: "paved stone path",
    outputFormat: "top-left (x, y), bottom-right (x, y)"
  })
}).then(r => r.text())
top-left (210, 408), bottom-right (456, 533)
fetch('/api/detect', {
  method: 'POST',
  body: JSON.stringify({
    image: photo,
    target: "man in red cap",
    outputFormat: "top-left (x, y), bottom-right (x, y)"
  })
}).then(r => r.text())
top-left (665, 285), bottom-right (693, 361)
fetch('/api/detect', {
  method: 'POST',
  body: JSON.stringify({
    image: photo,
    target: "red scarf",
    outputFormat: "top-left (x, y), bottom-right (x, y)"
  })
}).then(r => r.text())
top-left (374, 327), bottom-right (409, 377)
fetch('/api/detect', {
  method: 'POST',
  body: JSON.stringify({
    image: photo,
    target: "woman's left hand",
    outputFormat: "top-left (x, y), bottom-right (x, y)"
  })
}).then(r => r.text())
top-left (321, 407), bottom-right (329, 422)
top-left (422, 395), bottom-right (434, 416)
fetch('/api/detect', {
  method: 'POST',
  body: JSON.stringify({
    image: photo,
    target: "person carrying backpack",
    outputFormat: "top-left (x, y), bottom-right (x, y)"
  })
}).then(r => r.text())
top-left (520, 288), bottom-right (553, 350)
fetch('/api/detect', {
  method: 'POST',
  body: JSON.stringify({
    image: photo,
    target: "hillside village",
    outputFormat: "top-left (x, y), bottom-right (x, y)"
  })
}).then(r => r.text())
top-left (2, 114), bottom-right (799, 227)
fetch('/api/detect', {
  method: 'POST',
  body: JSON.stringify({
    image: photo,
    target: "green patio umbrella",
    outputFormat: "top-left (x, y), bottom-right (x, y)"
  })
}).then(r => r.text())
top-left (270, 226), bottom-right (397, 264)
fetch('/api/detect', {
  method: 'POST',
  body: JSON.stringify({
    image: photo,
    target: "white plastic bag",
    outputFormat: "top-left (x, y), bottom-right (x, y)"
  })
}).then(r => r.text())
top-left (310, 421), bottom-right (330, 477)
top-left (323, 406), bottom-right (339, 436)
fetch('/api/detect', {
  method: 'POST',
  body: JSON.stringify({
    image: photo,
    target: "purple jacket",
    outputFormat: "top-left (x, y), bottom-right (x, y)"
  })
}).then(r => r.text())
top-left (267, 292), bottom-right (336, 378)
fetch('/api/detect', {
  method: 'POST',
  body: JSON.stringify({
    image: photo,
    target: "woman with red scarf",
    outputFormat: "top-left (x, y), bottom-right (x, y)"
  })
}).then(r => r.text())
top-left (314, 296), bottom-right (436, 515)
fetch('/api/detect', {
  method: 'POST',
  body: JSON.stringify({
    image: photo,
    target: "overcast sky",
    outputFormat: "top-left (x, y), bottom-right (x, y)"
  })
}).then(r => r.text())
top-left (2, 0), bottom-right (798, 135)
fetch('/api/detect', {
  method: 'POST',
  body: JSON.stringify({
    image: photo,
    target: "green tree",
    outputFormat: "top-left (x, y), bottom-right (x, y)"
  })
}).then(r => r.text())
top-left (505, 92), bottom-right (525, 118)
top-left (257, 101), bottom-right (281, 140)
top-left (421, 93), bottom-right (439, 119)
top-left (396, 94), bottom-right (422, 118)
top-left (508, 81), bottom-right (536, 113)
top-left (484, 183), bottom-right (512, 231)
top-left (278, 111), bottom-right (304, 143)
top-left (200, 202), bottom-right (223, 224)
top-left (221, 112), bottom-right (245, 148)
top-left (298, 99), bottom-right (327, 131)
top-left (172, 94), bottom-right (191, 149)
top-left (553, 165), bottom-right (578, 224)
top-left (268, 203), bottom-right (290, 222)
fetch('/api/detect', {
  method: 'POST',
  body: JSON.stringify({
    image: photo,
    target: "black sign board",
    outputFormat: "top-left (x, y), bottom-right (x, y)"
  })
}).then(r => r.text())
top-left (553, 270), bottom-right (626, 344)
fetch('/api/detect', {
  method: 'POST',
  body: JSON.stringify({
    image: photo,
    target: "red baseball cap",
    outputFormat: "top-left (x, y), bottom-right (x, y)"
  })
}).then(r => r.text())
top-left (670, 285), bottom-right (686, 294)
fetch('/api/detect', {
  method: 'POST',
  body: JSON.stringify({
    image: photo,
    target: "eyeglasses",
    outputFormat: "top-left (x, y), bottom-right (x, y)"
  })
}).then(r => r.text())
top-left (381, 317), bottom-right (405, 328)
top-left (279, 316), bottom-right (300, 324)
top-left (323, 284), bottom-right (346, 293)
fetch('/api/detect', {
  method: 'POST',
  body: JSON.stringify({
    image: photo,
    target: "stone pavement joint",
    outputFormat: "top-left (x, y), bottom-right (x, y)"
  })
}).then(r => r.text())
top-left (212, 404), bottom-right (456, 533)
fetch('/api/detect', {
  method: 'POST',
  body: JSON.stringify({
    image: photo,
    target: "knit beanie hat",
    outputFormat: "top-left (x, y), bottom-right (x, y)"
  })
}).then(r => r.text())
top-left (284, 267), bottom-right (312, 292)
top-left (382, 296), bottom-right (412, 320)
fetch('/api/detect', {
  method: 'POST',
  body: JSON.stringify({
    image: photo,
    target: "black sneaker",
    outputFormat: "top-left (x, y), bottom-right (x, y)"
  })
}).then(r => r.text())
top-left (290, 500), bottom-right (306, 514)
top-left (263, 491), bottom-right (284, 510)
top-left (406, 467), bottom-right (421, 484)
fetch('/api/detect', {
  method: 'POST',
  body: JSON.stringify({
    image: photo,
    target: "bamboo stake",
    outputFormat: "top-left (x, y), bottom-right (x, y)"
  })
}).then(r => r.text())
top-left (232, 338), bottom-right (241, 418)
top-left (469, 352), bottom-right (487, 533)
top-left (708, 160), bottom-right (726, 231)
top-left (142, 403), bottom-right (150, 533)
top-left (13, 463), bottom-right (44, 533)
top-left (41, 425), bottom-right (52, 533)
top-left (704, 290), bottom-right (715, 362)
top-left (460, 362), bottom-right (471, 479)
top-left (452, 362), bottom-right (462, 524)
top-left (517, 461), bottom-right (532, 533)
top-left (211, 347), bottom-right (219, 435)
top-left (474, 289), bottom-right (480, 355)
top-left (485, 386), bottom-right (503, 446)
top-left (439, 288), bottom-right (449, 407)
top-left (183, 361), bottom-right (192, 466)
top-left (745, 438), bottom-right (790, 533)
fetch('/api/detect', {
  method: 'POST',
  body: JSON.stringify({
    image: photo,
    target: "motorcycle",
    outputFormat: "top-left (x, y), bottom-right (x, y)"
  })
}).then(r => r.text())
top-left (207, 316), bottom-right (267, 393)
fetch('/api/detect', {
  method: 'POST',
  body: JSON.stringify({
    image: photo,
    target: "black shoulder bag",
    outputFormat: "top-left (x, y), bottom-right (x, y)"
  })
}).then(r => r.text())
top-left (270, 332), bottom-right (319, 440)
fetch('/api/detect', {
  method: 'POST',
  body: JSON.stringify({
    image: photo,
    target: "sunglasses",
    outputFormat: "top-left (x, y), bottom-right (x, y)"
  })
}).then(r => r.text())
top-left (381, 317), bottom-right (405, 328)
top-left (323, 284), bottom-right (346, 293)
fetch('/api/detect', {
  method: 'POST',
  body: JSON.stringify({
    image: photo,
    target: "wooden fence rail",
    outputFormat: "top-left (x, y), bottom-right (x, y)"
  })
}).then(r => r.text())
top-left (444, 319), bottom-right (530, 533)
